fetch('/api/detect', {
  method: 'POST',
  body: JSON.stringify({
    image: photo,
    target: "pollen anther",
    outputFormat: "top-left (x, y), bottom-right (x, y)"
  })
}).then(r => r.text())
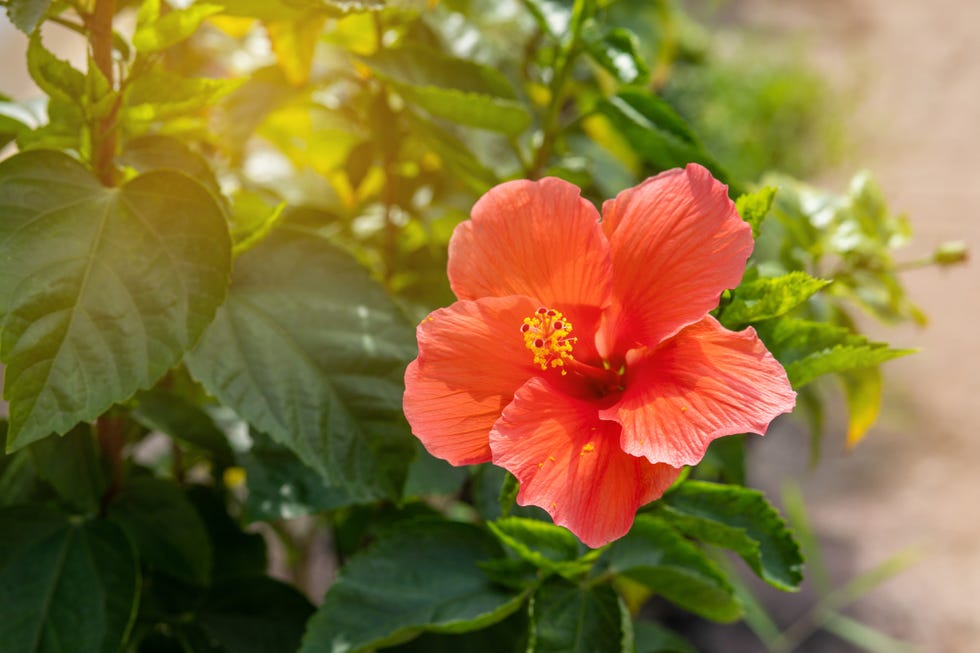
top-left (522, 308), bottom-right (575, 373)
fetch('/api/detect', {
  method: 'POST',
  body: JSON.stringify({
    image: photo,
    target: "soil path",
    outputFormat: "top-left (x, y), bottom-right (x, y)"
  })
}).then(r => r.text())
top-left (732, 1), bottom-right (980, 651)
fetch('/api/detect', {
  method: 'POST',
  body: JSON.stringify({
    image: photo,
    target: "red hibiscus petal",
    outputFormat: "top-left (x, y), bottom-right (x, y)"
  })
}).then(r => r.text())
top-left (603, 316), bottom-right (796, 468)
top-left (448, 177), bottom-right (612, 310)
top-left (404, 295), bottom-right (542, 465)
top-left (600, 164), bottom-right (753, 355)
top-left (490, 377), bottom-right (682, 548)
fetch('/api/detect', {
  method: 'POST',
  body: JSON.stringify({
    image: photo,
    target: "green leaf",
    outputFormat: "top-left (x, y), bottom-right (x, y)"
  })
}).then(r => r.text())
top-left (6, 0), bottom-right (53, 34)
top-left (528, 578), bottom-right (630, 653)
top-left (26, 33), bottom-right (85, 107)
top-left (0, 151), bottom-right (231, 450)
top-left (29, 423), bottom-right (108, 513)
top-left (241, 432), bottom-right (363, 521)
top-left (119, 135), bottom-right (222, 199)
top-left (185, 224), bottom-right (416, 501)
top-left (604, 515), bottom-right (740, 622)
top-left (198, 577), bottom-right (315, 653)
top-left (385, 610), bottom-right (528, 653)
top-left (361, 46), bottom-right (531, 135)
top-left (107, 477), bottom-right (212, 585)
top-left (489, 517), bottom-right (595, 578)
top-left (132, 391), bottom-right (235, 468)
top-left (408, 114), bottom-right (499, 193)
top-left (840, 366), bottom-right (882, 449)
top-left (786, 343), bottom-right (913, 390)
top-left (0, 509), bottom-right (139, 653)
top-left (402, 440), bottom-right (468, 498)
top-left (133, 0), bottom-right (223, 52)
top-left (658, 480), bottom-right (803, 591)
top-left (299, 520), bottom-right (526, 653)
top-left (633, 620), bottom-right (697, 653)
top-left (123, 70), bottom-right (242, 125)
top-left (735, 186), bottom-right (777, 238)
top-left (186, 485), bottom-right (267, 582)
top-left (583, 24), bottom-right (649, 85)
top-left (0, 424), bottom-right (37, 508)
top-left (596, 89), bottom-right (731, 184)
top-left (720, 272), bottom-right (830, 328)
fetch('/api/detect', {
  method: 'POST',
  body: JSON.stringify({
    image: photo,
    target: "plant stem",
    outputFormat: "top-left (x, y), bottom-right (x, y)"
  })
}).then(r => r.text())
top-left (527, 0), bottom-right (589, 179)
top-left (88, 0), bottom-right (118, 186)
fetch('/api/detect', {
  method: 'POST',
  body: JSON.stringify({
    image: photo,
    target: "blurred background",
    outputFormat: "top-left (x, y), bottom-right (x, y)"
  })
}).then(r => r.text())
top-left (2, 0), bottom-right (977, 650)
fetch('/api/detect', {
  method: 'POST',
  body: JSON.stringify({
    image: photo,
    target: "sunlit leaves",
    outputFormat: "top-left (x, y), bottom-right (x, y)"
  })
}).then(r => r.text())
top-left (26, 34), bottom-right (84, 108)
top-left (300, 520), bottom-right (526, 653)
top-left (736, 186), bottom-right (777, 238)
top-left (133, 0), bottom-right (223, 52)
top-left (596, 89), bottom-right (729, 183)
top-left (757, 318), bottom-right (914, 389)
top-left (583, 24), bottom-right (649, 85)
top-left (0, 151), bottom-right (231, 450)
top-left (5, 0), bottom-right (52, 34)
top-left (720, 272), bottom-right (830, 328)
top-left (0, 509), bottom-right (139, 653)
top-left (361, 46), bottom-right (532, 135)
top-left (185, 224), bottom-right (416, 501)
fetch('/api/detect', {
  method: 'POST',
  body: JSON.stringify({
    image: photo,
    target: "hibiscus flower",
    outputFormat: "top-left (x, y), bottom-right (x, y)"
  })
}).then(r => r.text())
top-left (403, 164), bottom-right (796, 547)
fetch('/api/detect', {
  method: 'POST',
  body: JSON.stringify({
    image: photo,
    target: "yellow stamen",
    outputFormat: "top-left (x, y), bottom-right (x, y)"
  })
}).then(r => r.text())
top-left (521, 307), bottom-right (575, 373)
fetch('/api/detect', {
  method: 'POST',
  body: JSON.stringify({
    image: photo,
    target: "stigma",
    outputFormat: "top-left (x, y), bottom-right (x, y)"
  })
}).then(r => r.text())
top-left (521, 307), bottom-right (575, 373)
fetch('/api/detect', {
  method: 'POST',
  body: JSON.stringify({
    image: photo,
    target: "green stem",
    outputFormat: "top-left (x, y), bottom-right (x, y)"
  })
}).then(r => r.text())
top-left (527, 0), bottom-right (589, 179)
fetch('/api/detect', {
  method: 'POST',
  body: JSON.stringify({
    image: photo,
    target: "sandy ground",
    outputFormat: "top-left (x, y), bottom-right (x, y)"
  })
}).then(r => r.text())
top-left (3, 2), bottom-right (979, 650)
top-left (723, 1), bottom-right (980, 651)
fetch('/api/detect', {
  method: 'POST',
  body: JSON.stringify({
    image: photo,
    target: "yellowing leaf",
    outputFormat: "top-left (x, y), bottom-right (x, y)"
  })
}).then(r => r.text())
top-left (840, 366), bottom-right (882, 449)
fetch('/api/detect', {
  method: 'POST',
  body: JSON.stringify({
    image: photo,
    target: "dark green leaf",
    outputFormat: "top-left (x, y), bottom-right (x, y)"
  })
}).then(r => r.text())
top-left (735, 186), bottom-right (776, 238)
top-left (583, 24), bottom-right (649, 84)
top-left (362, 46), bottom-right (531, 135)
top-left (720, 272), bottom-right (830, 328)
top-left (633, 620), bottom-right (697, 653)
top-left (408, 114), bottom-right (499, 192)
top-left (0, 151), bottom-right (231, 450)
top-left (6, 0), bottom-right (52, 34)
top-left (132, 391), bottom-right (235, 469)
top-left (198, 577), bottom-right (315, 653)
top-left (29, 423), bottom-right (108, 513)
top-left (107, 477), bottom-right (212, 585)
top-left (0, 509), bottom-right (139, 653)
top-left (529, 578), bottom-right (629, 653)
top-left (596, 89), bottom-right (731, 184)
top-left (241, 432), bottom-right (363, 521)
top-left (402, 440), bottom-right (468, 498)
top-left (300, 520), bottom-right (526, 653)
top-left (386, 609), bottom-right (528, 653)
top-left (186, 486), bottom-right (267, 582)
top-left (604, 515), bottom-right (740, 622)
top-left (658, 480), bottom-right (803, 591)
top-left (185, 224), bottom-right (415, 501)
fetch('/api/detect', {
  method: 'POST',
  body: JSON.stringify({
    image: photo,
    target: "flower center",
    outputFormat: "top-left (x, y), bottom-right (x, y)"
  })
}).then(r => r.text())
top-left (521, 307), bottom-right (576, 374)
